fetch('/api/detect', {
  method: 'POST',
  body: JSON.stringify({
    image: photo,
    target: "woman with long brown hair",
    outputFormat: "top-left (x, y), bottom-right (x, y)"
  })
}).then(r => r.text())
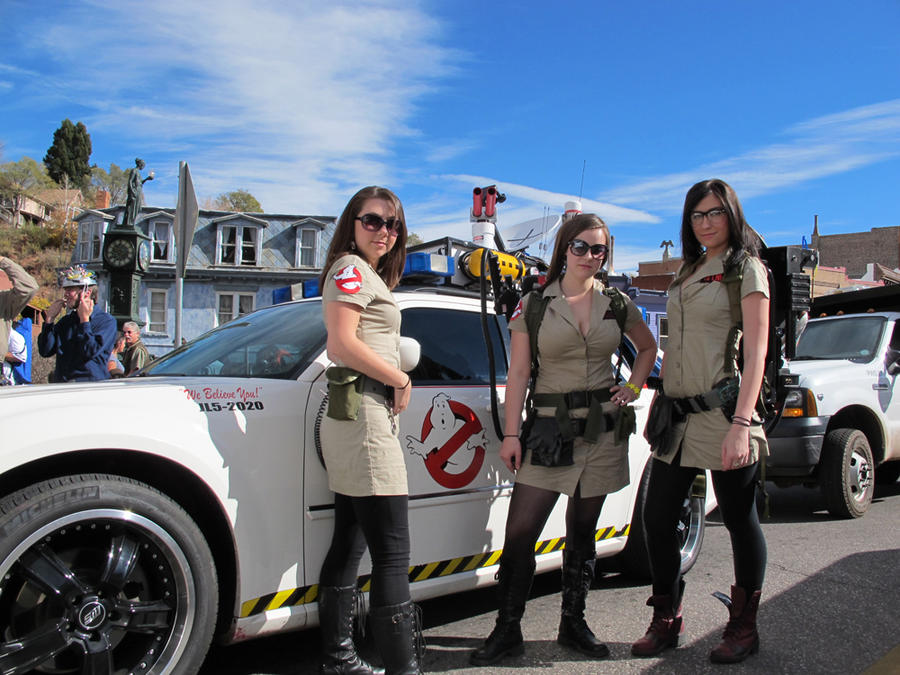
top-left (470, 213), bottom-right (657, 666)
top-left (317, 186), bottom-right (420, 675)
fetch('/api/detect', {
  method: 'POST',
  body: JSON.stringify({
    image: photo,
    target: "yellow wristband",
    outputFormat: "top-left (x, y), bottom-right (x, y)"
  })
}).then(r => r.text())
top-left (624, 382), bottom-right (641, 396)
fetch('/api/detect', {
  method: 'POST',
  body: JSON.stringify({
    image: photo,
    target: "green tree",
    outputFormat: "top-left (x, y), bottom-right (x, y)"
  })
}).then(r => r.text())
top-left (90, 163), bottom-right (129, 204)
top-left (215, 189), bottom-right (262, 212)
top-left (0, 156), bottom-right (55, 198)
top-left (44, 119), bottom-right (92, 189)
top-left (407, 232), bottom-right (423, 246)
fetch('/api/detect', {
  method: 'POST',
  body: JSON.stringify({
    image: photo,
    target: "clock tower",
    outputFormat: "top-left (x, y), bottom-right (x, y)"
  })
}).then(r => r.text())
top-left (102, 158), bottom-right (154, 326)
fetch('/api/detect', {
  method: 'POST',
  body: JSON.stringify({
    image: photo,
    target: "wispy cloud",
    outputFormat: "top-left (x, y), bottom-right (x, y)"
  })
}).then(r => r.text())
top-left (599, 98), bottom-right (900, 211)
top-left (9, 0), bottom-right (459, 213)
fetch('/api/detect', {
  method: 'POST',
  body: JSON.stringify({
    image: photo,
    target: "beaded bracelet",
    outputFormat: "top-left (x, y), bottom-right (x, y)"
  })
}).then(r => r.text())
top-left (732, 417), bottom-right (752, 427)
top-left (624, 382), bottom-right (641, 396)
top-left (732, 415), bottom-right (751, 424)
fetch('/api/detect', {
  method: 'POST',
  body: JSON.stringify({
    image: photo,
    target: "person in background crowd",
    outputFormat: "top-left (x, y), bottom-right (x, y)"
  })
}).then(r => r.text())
top-left (38, 265), bottom-right (117, 382)
top-left (108, 331), bottom-right (126, 378)
top-left (632, 179), bottom-right (769, 664)
top-left (470, 214), bottom-right (657, 666)
top-left (2, 328), bottom-right (26, 386)
top-left (0, 256), bottom-right (39, 370)
top-left (316, 186), bottom-right (420, 675)
top-left (11, 316), bottom-right (33, 385)
top-left (121, 321), bottom-right (151, 375)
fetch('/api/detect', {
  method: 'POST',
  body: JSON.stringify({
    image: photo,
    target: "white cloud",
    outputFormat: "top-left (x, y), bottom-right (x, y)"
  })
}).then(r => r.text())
top-left (600, 98), bottom-right (900, 211)
top-left (14, 0), bottom-right (459, 213)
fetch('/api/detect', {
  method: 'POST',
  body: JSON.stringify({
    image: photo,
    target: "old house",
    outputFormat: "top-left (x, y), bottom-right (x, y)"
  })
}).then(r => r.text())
top-left (72, 205), bottom-right (335, 355)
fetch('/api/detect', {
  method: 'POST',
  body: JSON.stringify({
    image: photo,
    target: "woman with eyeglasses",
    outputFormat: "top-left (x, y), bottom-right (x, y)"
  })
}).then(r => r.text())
top-left (317, 186), bottom-right (420, 675)
top-left (470, 213), bottom-right (657, 666)
top-left (631, 179), bottom-right (768, 664)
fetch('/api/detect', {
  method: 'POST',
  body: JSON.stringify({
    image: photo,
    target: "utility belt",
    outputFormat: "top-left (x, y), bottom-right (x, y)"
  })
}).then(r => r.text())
top-left (523, 388), bottom-right (636, 467)
top-left (647, 377), bottom-right (751, 456)
top-left (325, 366), bottom-right (390, 421)
top-left (665, 377), bottom-right (742, 420)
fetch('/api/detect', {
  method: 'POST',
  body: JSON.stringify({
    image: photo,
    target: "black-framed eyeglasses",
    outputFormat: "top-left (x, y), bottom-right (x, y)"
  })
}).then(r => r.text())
top-left (568, 238), bottom-right (608, 257)
top-left (690, 207), bottom-right (728, 224)
top-left (356, 213), bottom-right (402, 234)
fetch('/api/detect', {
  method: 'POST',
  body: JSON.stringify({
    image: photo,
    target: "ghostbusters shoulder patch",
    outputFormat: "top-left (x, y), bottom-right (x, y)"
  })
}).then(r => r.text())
top-left (510, 298), bottom-right (523, 321)
top-left (333, 264), bottom-right (363, 294)
top-left (699, 272), bottom-right (724, 283)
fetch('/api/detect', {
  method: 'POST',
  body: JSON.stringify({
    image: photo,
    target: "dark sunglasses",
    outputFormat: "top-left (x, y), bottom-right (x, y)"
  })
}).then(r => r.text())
top-left (568, 238), bottom-right (608, 257)
top-left (356, 213), bottom-right (403, 234)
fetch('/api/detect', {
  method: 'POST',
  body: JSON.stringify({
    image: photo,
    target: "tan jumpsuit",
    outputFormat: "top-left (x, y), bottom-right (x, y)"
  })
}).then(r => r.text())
top-left (509, 278), bottom-right (644, 498)
top-left (320, 253), bottom-right (408, 497)
top-left (656, 250), bottom-right (770, 469)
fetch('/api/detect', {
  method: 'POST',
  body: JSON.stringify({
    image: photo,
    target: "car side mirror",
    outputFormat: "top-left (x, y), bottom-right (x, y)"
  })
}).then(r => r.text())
top-left (886, 348), bottom-right (900, 376)
top-left (399, 337), bottom-right (421, 372)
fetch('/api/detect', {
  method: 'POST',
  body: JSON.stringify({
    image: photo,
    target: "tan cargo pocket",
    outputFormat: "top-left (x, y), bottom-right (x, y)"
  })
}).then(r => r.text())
top-left (325, 366), bottom-right (363, 421)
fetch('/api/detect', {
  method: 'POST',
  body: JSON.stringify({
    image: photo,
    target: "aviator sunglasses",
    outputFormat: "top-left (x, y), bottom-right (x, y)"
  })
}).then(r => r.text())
top-left (356, 213), bottom-right (403, 234)
top-left (568, 238), bottom-right (608, 257)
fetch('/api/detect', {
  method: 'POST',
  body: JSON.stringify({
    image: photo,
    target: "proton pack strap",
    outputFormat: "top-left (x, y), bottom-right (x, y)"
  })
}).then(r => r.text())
top-left (602, 286), bottom-right (628, 332)
top-left (722, 253), bottom-right (746, 378)
top-left (524, 289), bottom-right (553, 381)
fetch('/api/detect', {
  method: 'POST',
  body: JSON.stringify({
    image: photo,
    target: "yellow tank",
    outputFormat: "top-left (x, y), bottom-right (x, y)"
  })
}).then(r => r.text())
top-left (462, 248), bottom-right (526, 281)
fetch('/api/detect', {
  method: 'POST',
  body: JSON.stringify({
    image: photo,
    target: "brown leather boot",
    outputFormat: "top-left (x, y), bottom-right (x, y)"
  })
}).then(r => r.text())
top-left (631, 579), bottom-right (684, 657)
top-left (709, 585), bottom-right (761, 664)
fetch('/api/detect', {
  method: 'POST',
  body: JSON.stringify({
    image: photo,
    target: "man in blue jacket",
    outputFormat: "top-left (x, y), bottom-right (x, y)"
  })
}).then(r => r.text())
top-left (38, 265), bottom-right (117, 382)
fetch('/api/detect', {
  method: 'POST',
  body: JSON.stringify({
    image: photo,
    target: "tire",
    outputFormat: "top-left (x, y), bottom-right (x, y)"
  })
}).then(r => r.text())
top-left (875, 460), bottom-right (900, 485)
top-left (820, 428), bottom-right (875, 518)
top-left (0, 474), bottom-right (218, 675)
top-left (617, 462), bottom-right (706, 580)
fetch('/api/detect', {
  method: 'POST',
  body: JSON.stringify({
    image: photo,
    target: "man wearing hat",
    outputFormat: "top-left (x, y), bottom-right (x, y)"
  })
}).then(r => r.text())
top-left (38, 265), bottom-right (117, 382)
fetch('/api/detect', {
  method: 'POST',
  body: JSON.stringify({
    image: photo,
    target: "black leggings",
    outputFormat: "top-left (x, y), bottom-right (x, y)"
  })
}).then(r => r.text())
top-left (643, 456), bottom-right (766, 599)
top-left (319, 493), bottom-right (411, 607)
top-left (502, 481), bottom-right (607, 566)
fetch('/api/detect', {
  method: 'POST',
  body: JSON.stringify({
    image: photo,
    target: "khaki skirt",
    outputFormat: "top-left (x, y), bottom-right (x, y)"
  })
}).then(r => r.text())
top-left (320, 390), bottom-right (408, 497)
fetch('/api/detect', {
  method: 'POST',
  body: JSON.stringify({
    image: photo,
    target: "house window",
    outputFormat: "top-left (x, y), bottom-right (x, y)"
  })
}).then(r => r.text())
top-left (297, 228), bottom-right (318, 267)
top-left (79, 221), bottom-right (106, 261)
top-left (150, 221), bottom-right (173, 262)
top-left (218, 225), bottom-right (259, 266)
top-left (657, 315), bottom-right (668, 351)
top-left (217, 292), bottom-right (255, 326)
top-left (149, 290), bottom-right (168, 333)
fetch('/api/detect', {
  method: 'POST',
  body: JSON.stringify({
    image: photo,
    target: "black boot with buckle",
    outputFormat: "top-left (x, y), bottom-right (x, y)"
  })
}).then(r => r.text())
top-left (319, 585), bottom-right (384, 675)
top-left (556, 541), bottom-right (610, 657)
top-left (470, 557), bottom-right (535, 666)
top-left (369, 599), bottom-right (423, 675)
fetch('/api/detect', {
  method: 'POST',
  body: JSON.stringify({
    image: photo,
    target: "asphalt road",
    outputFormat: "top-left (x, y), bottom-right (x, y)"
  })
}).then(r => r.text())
top-left (199, 480), bottom-right (900, 675)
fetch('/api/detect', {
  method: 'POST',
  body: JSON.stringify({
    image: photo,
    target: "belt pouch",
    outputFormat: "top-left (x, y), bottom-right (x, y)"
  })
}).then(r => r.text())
top-left (526, 415), bottom-right (574, 467)
top-left (647, 394), bottom-right (678, 456)
top-left (582, 395), bottom-right (607, 444)
top-left (713, 376), bottom-right (741, 421)
top-left (325, 366), bottom-right (363, 421)
top-left (613, 405), bottom-right (636, 444)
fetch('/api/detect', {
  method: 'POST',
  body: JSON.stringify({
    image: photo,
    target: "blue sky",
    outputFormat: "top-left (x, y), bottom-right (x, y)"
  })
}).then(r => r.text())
top-left (2, 0), bottom-right (899, 272)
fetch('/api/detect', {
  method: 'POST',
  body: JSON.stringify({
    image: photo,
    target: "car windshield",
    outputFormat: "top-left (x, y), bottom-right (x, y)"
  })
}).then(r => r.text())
top-left (794, 315), bottom-right (886, 363)
top-left (142, 300), bottom-right (326, 378)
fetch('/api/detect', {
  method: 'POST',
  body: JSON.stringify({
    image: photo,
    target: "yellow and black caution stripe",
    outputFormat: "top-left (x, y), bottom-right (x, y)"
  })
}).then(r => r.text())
top-left (240, 523), bottom-right (628, 618)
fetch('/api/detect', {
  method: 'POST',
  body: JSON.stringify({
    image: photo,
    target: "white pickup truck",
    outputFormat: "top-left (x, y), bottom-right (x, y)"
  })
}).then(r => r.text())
top-left (765, 286), bottom-right (900, 518)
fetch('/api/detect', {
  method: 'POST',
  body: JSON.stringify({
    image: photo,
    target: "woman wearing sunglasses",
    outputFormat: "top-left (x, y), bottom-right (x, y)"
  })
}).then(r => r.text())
top-left (471, 213), bottom-right (657, 666)
top-left (317, 186), bottom-right (420, 675)
top-left (631, 179), bottom-right (768, 664)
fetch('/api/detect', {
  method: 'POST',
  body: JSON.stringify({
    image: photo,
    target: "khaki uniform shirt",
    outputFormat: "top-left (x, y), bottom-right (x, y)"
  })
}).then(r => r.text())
top-left (657, 251), bottom-right (770, 469)
top-left (0, 256), bottom-right (39, 358)
top-left (319, 254), bottom-right (407, 496)
top-left (508, 278), bottom-right (643, 497)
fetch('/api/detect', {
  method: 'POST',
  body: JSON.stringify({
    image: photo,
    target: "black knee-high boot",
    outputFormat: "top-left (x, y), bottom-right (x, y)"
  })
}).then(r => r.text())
top-left (556, 541), bottom-right (610, 657)
top-left (319, 585), bottom-right (384, 675)
top-left (369, 600), bottom-right (423, 675)
top-left (469, 557), bottom-right (535, 666)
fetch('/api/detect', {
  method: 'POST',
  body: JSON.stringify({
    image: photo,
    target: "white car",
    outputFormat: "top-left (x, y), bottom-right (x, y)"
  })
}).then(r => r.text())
top-left (0, 281), bottom-right (712, 674)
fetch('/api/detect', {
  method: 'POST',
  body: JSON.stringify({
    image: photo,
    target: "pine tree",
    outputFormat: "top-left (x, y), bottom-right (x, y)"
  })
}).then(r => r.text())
top-left (44, 119), bottom-right (93, 189)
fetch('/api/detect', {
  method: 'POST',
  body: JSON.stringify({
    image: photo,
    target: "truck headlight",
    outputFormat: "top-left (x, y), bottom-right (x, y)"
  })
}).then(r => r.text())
top-left (782, 388), bottom-right (818, 418)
